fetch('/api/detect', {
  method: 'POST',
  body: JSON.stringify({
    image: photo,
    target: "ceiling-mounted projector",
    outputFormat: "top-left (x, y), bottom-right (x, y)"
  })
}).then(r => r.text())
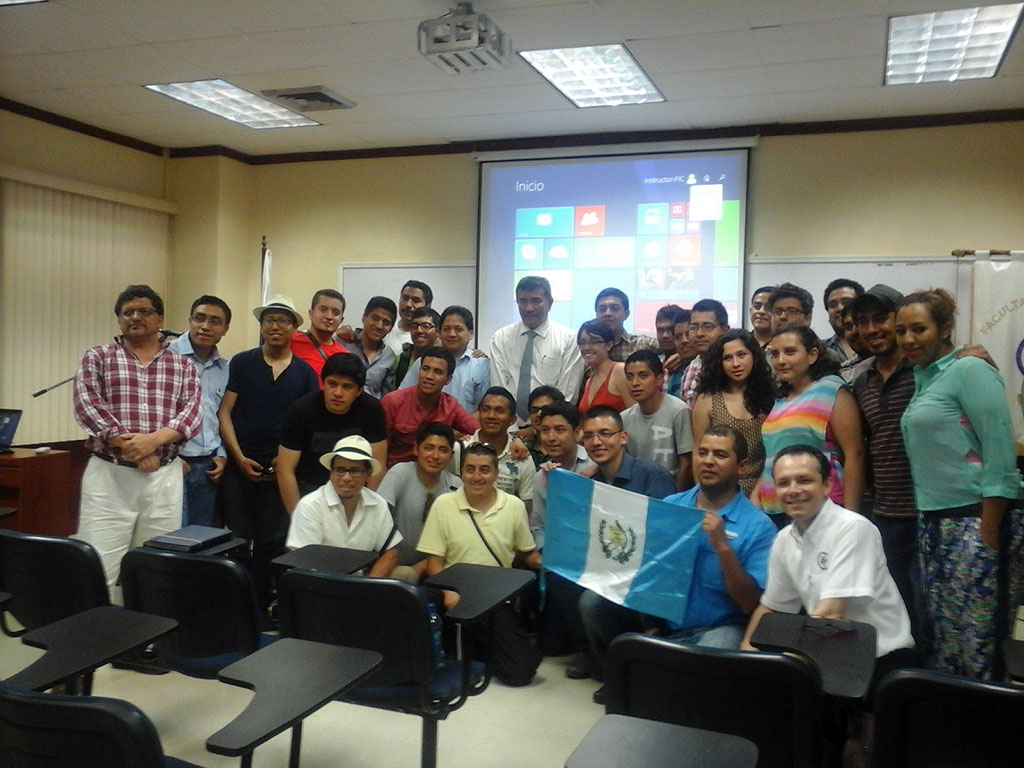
top-left (418, 2), bottom-right (511, 74)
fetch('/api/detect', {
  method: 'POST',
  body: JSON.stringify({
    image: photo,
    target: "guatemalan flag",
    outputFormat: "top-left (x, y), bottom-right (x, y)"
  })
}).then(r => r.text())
top-left (544, 469), bottom-right (704, 622)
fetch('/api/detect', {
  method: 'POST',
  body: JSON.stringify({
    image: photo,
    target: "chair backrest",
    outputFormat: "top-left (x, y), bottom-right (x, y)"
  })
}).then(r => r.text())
top-left (0, 530), bottom-right (109, 634)
top-left (119, 548), bottom-right (261, 659)
top-left (872, 668), bottom-right (1024, 768)
top-left (0, 682), bottom-right (168, 768)
top-left (606, 633), bottom-right (822, 768)
top-left (278, 569), bottom-right (434, 688)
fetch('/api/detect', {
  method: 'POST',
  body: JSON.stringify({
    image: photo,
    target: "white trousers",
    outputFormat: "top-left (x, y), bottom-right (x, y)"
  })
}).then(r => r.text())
top-left (76, 456), bottom-right (183, 603)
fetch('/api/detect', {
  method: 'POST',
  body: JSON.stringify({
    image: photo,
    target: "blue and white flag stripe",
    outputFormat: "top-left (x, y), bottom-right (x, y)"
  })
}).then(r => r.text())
top-left (544, 469), bottom-right (704, 623)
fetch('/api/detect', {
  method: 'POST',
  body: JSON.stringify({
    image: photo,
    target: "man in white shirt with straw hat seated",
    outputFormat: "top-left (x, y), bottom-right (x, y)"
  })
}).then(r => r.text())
top-left (286, 435), bottom-right (401, 578)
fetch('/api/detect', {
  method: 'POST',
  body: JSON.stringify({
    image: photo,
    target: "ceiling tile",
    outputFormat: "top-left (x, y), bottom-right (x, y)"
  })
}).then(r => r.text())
top-left (490, 2), bottom-right (625, 50)
top-left (596, 0), bottom-right (752, 38)
top-left (148, 35), bottom-right (308, 76)
top-left (753, 16), bottom-right (886, 64)
top-left (76, 0), bottom-right (244, 44)
top-left (260, 20), bottom-right (418, 68)
top-left (198, 0), bottom-right (361, 33)
top-left (764, 56), bottom-right (882, 93)
top-left (373, 82), bottom-right (568, 120)
top-left (744, 0), bottom-right (888, 27)
top-left (658, 66), bottom-right (774, 100)
top-left (627, 31), bottom-right (763, 73)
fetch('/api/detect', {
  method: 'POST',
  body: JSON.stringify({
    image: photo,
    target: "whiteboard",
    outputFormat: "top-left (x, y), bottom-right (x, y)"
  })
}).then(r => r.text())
top-left (745, 255), bottom-right (973, 344)
top-left (336, 262), bottom-right (477, 320)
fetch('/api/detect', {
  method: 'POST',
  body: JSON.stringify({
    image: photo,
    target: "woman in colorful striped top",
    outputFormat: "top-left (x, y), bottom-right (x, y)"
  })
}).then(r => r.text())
top-left (753, 323), bottom-right (865, 526)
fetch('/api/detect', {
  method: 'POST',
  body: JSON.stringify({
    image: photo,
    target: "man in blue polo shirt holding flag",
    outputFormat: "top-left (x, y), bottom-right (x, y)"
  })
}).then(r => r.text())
top-left (546, 423), bottom-right (776, 704)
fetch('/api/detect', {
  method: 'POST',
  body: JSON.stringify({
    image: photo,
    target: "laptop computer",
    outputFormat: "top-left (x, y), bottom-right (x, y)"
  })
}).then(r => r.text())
top-left (0, 409), bottom-right (22, 454)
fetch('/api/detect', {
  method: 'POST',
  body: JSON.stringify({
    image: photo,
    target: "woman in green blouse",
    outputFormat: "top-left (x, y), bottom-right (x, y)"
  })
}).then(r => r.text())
top-left (897, 288), bottom-right (1023, 679)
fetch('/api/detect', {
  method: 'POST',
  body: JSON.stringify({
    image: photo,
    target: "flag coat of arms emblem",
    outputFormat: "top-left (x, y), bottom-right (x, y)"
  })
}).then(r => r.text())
top-left (543, 469), bottom-right (704, 622)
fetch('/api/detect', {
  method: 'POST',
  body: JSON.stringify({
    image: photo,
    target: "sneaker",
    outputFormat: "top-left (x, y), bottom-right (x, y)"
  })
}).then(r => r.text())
top-left (565, 652), bottom-right (592, 679)
top-left (592, 684), bottom-right (606, 705)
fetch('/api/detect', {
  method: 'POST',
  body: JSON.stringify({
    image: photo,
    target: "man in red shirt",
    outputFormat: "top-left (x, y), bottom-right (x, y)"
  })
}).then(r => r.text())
top-left (380, 349), bottom-right (479, 467)
top-left (290, 288), bottom-right (348, 381)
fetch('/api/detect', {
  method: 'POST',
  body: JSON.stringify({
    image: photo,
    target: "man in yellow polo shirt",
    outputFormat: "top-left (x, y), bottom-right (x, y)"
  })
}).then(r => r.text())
top-left (417, 442), bottom-right (541, 686)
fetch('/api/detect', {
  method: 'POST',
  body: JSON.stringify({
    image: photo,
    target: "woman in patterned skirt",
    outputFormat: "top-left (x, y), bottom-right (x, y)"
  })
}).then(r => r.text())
top-left (691, 329), bottom-right (774, 496)
top-left (898, 288), bottom-right (1023, 678)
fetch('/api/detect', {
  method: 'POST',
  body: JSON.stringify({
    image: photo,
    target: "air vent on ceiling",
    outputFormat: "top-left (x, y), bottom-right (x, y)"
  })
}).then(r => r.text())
top-left (260, 86), bottom-right (356, 112)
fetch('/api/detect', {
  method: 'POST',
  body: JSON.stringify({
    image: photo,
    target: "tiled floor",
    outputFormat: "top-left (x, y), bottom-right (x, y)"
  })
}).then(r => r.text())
top-left (0, 632), bottom-right (604, 767)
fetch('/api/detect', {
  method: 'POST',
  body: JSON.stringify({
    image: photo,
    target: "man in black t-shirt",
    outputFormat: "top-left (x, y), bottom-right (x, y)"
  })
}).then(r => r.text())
top-left (277, 353), bottom-right (388, 514)
top-left (219, 295), bottom-right (318, 609)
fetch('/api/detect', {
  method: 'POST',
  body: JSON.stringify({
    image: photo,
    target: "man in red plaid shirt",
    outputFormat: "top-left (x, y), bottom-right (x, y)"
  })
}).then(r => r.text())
top-left (73, 285), bottom-right (202, 597)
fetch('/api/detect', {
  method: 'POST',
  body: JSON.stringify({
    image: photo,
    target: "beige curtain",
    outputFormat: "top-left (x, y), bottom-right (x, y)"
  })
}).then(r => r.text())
top-left (0, 179), bottom-right (170, 443)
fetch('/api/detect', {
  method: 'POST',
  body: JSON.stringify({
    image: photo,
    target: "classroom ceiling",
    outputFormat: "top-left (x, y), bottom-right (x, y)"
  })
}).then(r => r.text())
top-left (2, 0), bottom-right (1022, 156)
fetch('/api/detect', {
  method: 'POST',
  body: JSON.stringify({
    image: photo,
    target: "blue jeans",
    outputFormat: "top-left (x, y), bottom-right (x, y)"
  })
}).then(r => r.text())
top-left (579, 589), bottom-right (743, 679)
top-left (181, 455), bottom-right (218, 527)
top-left (874, 514), bottom-right (929, 661)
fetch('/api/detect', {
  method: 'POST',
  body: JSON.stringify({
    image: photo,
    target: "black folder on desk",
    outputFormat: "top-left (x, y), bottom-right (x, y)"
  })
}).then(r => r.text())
top-left (145, 525), bottom-right (233, 553)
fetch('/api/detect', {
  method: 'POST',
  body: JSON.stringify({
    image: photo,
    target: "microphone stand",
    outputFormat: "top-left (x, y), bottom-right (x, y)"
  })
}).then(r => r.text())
top-left (31, 329), bottom-right (183, 398)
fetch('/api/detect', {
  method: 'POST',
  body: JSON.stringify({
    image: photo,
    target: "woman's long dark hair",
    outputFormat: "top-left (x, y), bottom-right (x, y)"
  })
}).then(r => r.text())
top-left (696, 328), bottom-right (775, 416)
top-left (770, 322), bottom-right (840, 396)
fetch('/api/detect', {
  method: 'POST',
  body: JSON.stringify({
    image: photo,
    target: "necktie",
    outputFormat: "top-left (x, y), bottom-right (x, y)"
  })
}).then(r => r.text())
top-left (517, 329), bottom-right (537, 421)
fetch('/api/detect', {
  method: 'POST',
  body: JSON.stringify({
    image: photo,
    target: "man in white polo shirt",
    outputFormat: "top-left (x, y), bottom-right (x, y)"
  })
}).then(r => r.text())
top-left (286, 435), bottom-right (400, 578)
top-left (741, 444), bottom-right (914, 667)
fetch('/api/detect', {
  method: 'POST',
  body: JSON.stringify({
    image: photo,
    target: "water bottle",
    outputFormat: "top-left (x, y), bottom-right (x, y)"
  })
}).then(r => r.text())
top-left (427, 602), bottom-right (445, 669)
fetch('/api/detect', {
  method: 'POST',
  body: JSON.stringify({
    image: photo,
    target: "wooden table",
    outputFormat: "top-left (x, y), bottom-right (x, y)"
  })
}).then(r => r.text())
top-left (3, 606), bottom-right (177, 691)
top-left (424, 563), bottom-right (535, 623)
top-left (0, 448), bottom-right (76, 536)
top-left (751, 612), bottom-right (877, 699)
top-left (272, 545), bottom-right (376, 575)
top-left (206, 637), bottom-right (381, 768)
top-left (566, 714), bottom-right (758, 768)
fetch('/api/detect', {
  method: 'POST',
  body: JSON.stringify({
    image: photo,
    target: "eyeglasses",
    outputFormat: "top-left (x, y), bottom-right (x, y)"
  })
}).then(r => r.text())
top-left (690, 322), bottom-right (721, 334)
top-left (190, 314), bottom-right (225, 328)
top-left (410, 321), bottom-right (436, 331)
top-left (261, 315), bottom-right (294, 327)
top-left (120, 308), bottom-right (158, 319)
top-left (771, 307), bottom-right (805, 318)
top-left (331, 466), bottom-right (368, 477)
top-left (581, 429), bottom-right (621, 443)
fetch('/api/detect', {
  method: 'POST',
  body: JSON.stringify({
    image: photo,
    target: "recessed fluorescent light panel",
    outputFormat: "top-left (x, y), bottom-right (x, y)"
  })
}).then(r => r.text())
top-left (886, 3), bottom-right (1023, 84)
top-left (0, 0), bottom-right (48, 5)
top-left (520, 44), bottom-right (664, 108)
top-left (144, 79), bottom-right (320, 129)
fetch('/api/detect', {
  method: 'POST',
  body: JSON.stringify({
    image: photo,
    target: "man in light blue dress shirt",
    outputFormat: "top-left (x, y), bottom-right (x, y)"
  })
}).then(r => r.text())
top-left (168, 295), bottom-right (231, 526)
top-left (397, 305), bottom-right (489, 414)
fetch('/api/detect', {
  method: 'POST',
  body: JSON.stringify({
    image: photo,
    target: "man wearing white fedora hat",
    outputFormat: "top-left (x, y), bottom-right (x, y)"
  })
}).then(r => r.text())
top-left (286, 435), bottom-right (401, 578)
top-left (219, 294), bottom-right (318, 608)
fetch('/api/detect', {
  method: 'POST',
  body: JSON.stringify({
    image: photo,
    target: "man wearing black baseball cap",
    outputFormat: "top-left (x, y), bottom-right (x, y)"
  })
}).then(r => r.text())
top-left (849, 283), bottom-right (923, 655)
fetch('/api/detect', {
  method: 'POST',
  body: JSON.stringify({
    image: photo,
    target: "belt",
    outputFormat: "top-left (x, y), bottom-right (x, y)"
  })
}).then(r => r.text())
top-left (92, 452), bottom-right (174, 468)
top-left (180, 452), bottom-right (218, 461)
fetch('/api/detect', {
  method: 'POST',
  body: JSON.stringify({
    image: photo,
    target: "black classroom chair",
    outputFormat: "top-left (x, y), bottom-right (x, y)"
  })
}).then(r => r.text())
top-left (872, 667), bottom-right (1024, 768)
top-left (0, 530), bottom-right (109, 638)
top-left (0, 681), bottom-right (201, 768)
top-left (0, 530), bottom-right (110, 694)
top-left (605, 633), bottom-right (823, 768)
top-left (277, 569), bottom-right (490, 768)
top-left (119, 548), bottom-right (276, 679)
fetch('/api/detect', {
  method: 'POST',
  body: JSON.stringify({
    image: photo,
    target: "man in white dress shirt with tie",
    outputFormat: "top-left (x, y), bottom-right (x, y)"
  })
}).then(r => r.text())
top-left (489, 276), bottom-right (584, 432)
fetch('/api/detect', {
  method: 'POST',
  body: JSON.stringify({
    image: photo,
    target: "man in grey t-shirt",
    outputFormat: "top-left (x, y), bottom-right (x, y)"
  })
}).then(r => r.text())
top-left (621, 350), bottom-right (694, 492)
top-left (376, 421), bottom-right (461, 581)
